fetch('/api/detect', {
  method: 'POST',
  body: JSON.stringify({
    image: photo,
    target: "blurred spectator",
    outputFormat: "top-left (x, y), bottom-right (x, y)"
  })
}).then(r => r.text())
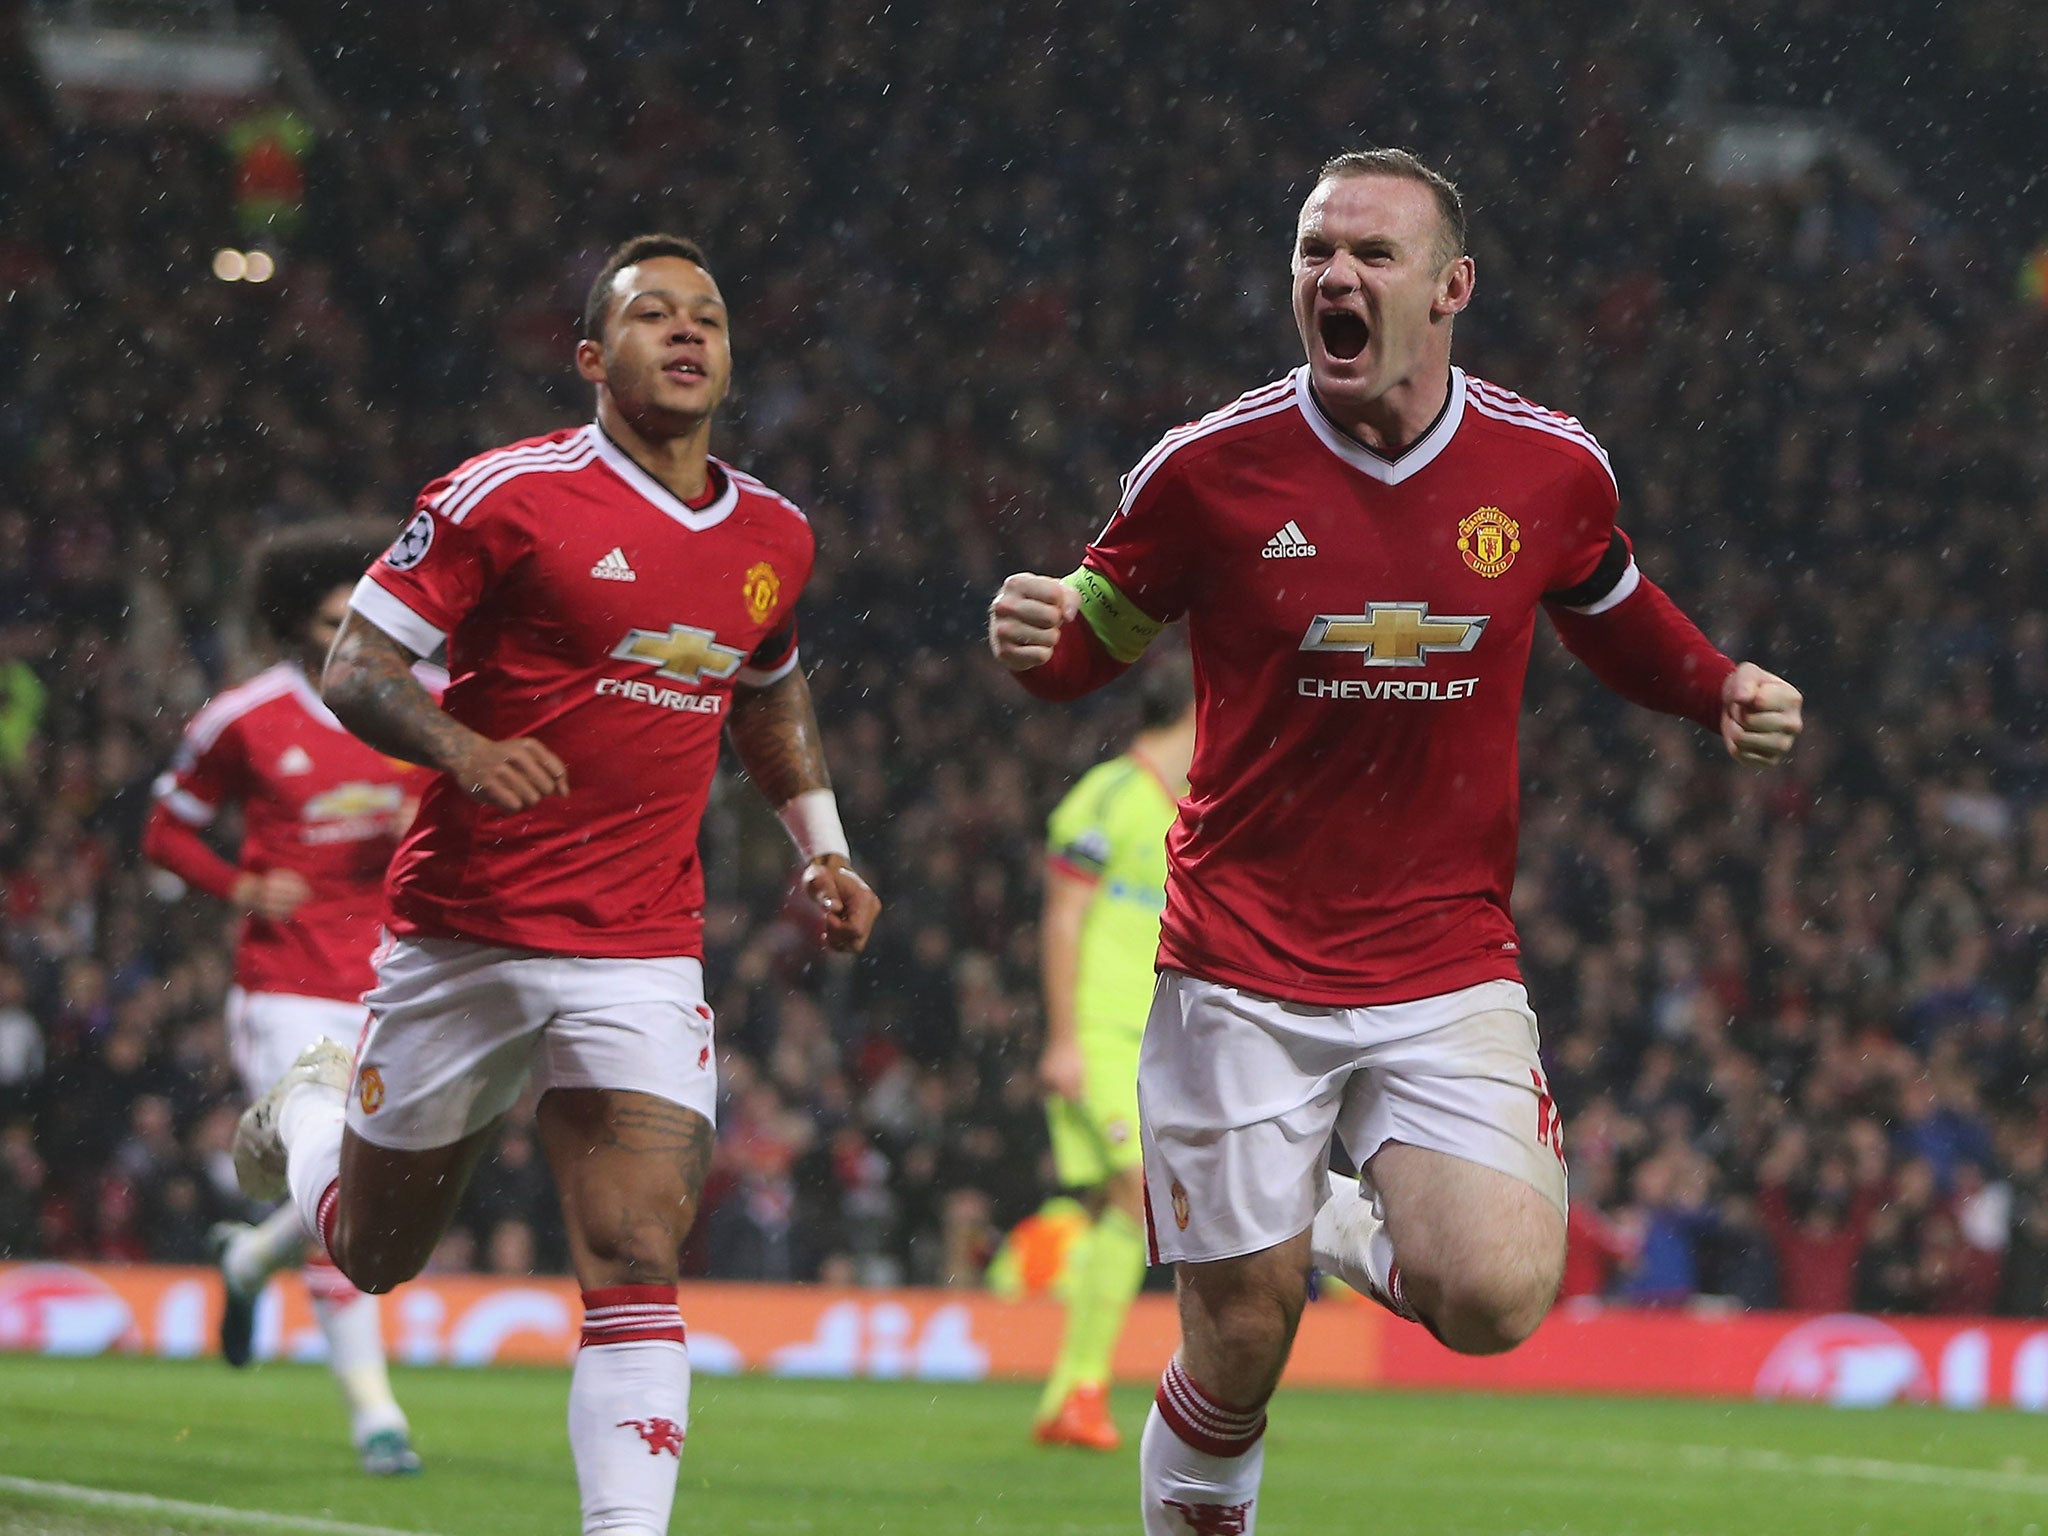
top-left (1856, 1206), bottom-right (1925, 1314)
top-left (138, 1159), bottom-right (220, 1264)
top-left (484, 1218), bottom-right (539, 1278)
top-left (457, 1111), bottom-right (566, 1273)
top-left (1701, 1195), bottom-right (1780, 1311)
top-left (2001, 1180), bottom-right (2048, 1317)
top-left (936, 1188), bottom-right (999, 1289)
top-left (1619, 1150), bottom-right (1717, 1306)
top-left (1759, 1130), bottom-right (1882, 1312)
top-left (0, 1121), bottom-right (46, 1257)
top-left (1560, 1159), bottom-right (1638, 1301)
top-left (0, 962), bottom-right (42, 1119)
top-left (705, 1140), bottom-right (802, 1282)
top-left (1919, 1209), bottom-right (2002, 1316)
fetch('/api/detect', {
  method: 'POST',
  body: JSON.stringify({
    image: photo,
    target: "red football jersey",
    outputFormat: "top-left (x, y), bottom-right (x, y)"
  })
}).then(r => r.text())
top-left (1083, 367), bottom-right (1630, 1006)
top-left (154, 663), bottom-right (421, 1000)
top-left (352, 424), bottom-right (813, 958)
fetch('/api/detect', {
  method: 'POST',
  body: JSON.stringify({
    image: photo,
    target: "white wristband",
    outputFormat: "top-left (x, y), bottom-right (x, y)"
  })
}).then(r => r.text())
top-left (778, 789), bottom-right (851, 863)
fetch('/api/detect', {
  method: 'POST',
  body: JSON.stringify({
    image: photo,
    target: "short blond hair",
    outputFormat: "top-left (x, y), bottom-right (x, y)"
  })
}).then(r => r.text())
top-left (1317, 148), bottom-right (1466, 266)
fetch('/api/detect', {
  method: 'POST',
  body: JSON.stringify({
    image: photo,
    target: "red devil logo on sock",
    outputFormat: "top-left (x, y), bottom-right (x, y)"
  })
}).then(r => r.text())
top-left (617, 1417), bottom-right (684, 1457)
top-left (1161, 1498), bottom-right (1252, 1534)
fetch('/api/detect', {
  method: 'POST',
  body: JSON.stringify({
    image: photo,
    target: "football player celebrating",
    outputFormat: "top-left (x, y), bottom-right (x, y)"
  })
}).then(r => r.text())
top-left (1033, 656), bottom-right (1193, 1451)
top-left (988, 149), bottom-right (1802, 1534)
top-left (144, 524), bottom-right (424, 1475)
top-left (234, 234), bottom-right (881, 1536)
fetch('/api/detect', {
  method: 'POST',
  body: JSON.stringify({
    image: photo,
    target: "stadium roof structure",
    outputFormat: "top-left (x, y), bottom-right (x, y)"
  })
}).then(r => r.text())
top-left (27, 0), bottom-right (330, 128)
top-left (1700, 110), bottom-right (1905, 196)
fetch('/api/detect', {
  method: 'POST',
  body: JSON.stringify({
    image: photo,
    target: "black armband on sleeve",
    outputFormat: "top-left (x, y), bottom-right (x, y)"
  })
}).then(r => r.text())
top-left (1544, 530), bottom-right (1631, 610)
top-left (747, 616), bottom-right (798, 668)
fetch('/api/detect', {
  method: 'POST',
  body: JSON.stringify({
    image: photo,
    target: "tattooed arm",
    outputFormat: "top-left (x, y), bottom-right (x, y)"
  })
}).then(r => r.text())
top-left (725, 666), bottom-right (830, 805)
top-left (322, 610), bottom-right (568, 812)
top-left (727, 668), bottom-right (881, 952)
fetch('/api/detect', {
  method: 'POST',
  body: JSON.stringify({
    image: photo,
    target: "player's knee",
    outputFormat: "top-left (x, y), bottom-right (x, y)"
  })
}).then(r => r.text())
top-left (1429, 1262), bottom-right (1557, 1355)
top-left (1206, 1294), bottom-right (1297, 1361)
top-left (1182, 1303), bottom-right (1293, 1407)
top-left (330, 1240), bottom-right (420, 1296)
top-left (1181, 1261), bottom-right (1306, 1378)
top-left (328, 1219), bottom-right (434, 1295)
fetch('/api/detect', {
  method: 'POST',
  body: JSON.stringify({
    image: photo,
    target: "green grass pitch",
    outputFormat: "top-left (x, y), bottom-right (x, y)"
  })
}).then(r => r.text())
top-left (2, 1355), bottom-right (2045, 1535)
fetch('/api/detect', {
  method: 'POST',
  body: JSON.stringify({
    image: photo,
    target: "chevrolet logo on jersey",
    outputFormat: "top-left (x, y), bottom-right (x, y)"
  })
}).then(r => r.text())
top-left (303, 783), bottom-right (405, 821)
top-left (610, 624), bottom-right (747, 684)
top-left (1300, 603), bottom-right (1488, 667)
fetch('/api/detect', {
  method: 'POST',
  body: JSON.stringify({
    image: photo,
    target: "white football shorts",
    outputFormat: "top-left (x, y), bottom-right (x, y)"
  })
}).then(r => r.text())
top-left (344, 936), bottom-right (717, 1151)
top-left (226, 987), bottom-right (370, 1104)
top-left (1138, 971), bottom-right (1568, 1264)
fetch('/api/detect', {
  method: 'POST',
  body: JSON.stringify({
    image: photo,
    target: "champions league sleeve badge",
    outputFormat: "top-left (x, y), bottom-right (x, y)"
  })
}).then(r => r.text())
top-left (384, 511), bottom-right (436, 570)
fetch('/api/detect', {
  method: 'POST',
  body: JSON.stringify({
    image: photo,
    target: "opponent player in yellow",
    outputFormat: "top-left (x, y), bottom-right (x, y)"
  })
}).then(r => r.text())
top-left (1034, 656), bottom-right (1195, 1450)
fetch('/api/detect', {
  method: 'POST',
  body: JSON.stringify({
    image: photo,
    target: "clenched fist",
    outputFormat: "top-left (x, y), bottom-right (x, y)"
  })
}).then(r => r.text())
top-left (1720, 663), bottom-right (1803, 767)
top-left (1038, 1036), bottom-right (1086, 1102)
top-left (803, 854), bottom-right (882, 954)
top-left (450, 736), bottom-right (570, 811)
top-left (233, 867), bottom-right (313, 921)
top-left (988, 572), bottom-right (1080, 671)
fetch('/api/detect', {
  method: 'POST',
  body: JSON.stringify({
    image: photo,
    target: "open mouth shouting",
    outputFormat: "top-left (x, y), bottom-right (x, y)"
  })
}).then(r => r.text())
top-left (1318, 311), bottom-right (1370, 363)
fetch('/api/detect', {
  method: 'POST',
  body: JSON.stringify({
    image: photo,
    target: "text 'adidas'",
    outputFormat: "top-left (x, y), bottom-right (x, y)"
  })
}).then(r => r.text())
top-left (1261, 521), bottom-right (1317, 558)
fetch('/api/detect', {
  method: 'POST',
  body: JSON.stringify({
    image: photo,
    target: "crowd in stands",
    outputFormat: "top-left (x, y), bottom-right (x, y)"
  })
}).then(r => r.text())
top-left (1, 0), bottom-right (2045, 1315)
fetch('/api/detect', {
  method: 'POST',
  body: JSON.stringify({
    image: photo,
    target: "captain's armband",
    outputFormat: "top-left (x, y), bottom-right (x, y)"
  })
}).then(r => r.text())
top-left (1062, 568), bottom-right (1164, 664)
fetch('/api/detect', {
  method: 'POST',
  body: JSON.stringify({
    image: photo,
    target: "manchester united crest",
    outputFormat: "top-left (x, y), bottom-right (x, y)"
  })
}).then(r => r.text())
top-left (358, 1066), bottom-right (385, 1115)
top-left (1457, 507), bottom-right (1520, 578)
top-left (742, 561), bottom-right (781, 624)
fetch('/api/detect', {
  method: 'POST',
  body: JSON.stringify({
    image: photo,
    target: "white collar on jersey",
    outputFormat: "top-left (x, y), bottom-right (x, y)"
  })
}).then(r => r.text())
top-left (589, 423), bottom-right (741, 531)
top-left (279, 662), bottom-right (349, 733)
top-left (1292, 366), bottom-right (1467, 486)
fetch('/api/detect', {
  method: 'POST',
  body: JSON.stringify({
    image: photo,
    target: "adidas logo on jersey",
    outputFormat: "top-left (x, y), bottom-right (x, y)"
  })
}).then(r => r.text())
top-left (591, 547), bottom-right (637, 581)
top-left (276, 745), bottom-right (314, 776)
top-left (1261, 521), bottom-right (1316, 558)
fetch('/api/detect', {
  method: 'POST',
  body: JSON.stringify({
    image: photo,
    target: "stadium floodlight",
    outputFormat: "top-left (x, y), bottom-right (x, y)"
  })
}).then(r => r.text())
top-left (212, 249), bottom-right (278, 283)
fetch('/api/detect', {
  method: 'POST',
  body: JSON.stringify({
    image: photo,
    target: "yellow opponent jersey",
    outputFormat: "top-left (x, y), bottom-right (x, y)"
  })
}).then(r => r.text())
top-left (1046, 753), bottom-right (1178, 1042)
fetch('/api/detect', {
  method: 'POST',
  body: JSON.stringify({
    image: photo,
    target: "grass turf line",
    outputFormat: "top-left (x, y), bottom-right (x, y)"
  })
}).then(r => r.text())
top-left (1, 1355), bottom-right (2045, 1534)
top-left (0, 1479), bottom-right (443, 1536)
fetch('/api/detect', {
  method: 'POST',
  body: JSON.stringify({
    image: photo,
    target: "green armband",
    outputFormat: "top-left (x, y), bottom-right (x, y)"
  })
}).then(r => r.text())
top-left (1064, 568), bottom-right (1165, 664)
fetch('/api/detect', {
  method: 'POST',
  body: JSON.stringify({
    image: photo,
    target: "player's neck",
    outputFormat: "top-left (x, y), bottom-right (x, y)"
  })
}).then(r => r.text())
top-left (1314, 367), bottom-right (1452, 456)
top-left (597, 400), bottom-right (715, 503)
